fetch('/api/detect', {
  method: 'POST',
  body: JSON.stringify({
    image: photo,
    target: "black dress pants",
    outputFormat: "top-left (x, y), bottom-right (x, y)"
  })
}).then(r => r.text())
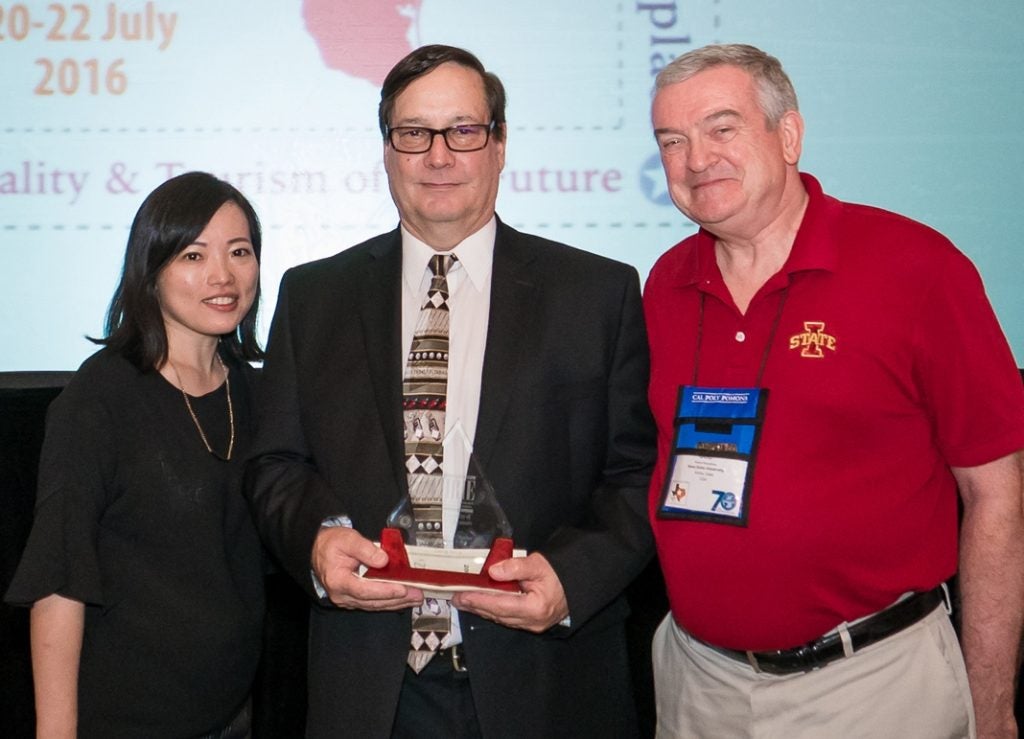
top-left (392, 648), bottom-right (483, 739)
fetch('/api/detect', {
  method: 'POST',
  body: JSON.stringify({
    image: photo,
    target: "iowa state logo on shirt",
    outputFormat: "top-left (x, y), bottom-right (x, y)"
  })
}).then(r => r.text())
top-left (788, 321), bottom-right (837, 358)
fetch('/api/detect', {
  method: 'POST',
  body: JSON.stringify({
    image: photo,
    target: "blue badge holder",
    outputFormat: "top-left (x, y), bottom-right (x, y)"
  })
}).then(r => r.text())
top-left (657, 386), bottom-right (768, 526)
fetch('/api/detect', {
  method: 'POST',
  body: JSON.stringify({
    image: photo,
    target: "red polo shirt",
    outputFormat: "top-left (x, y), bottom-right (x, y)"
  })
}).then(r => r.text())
top-left (644, 173), bottom-right (1024, 650)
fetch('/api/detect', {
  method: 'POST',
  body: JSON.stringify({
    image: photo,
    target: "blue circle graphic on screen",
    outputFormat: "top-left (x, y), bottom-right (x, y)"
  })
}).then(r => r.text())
top-left (639, 153), bottom-right (673, 206)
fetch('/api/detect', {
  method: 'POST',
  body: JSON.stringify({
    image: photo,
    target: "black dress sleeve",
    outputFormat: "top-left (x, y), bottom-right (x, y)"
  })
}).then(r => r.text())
top-left (5, 368), bottom-right (119, 607)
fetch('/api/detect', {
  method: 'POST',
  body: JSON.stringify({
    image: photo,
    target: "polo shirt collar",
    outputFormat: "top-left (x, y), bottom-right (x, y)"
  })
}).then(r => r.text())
top-left (786, 173), bottom-right (840, 275)
top-left (669, 171), bottom-right (841, 290)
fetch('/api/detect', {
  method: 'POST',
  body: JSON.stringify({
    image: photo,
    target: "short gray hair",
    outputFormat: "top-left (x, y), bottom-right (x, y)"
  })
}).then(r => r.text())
top-left (655, 44), bottom-right (798, 127)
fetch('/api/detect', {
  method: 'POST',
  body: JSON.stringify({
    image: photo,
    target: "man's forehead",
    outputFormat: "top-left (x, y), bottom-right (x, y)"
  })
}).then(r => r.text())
top-left (670, 66), bottom-right (755, 98)
top-left (391, 66), bottom-right (488, 122)
top-left (395, 64), bottom-right (486, 101)
top-left (655, 67), bottom-right (759, 117)
top-left (391, 112), bottom-right (480, 126)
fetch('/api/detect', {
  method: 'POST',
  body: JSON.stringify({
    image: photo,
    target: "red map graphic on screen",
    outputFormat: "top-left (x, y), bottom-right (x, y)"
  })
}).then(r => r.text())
top-left (303, 1), bottom-right (422, 86)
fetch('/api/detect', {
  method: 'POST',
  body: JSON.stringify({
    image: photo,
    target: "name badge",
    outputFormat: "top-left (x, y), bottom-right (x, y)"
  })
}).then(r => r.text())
top-left (657, 386), bottom-right (768, 526)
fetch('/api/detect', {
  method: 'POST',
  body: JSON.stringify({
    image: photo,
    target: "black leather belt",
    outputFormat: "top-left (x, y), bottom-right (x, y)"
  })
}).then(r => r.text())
top-left (704, 586), bottom-right (946, 675)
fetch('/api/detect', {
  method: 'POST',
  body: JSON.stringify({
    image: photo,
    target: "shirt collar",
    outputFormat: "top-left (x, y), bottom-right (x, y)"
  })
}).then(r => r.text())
top-left (401, 217), bottom-right (496, 293)
top-left (669, 172), bottom-right (840, 289)
top-left (786, 173), bottom-right (840, 275)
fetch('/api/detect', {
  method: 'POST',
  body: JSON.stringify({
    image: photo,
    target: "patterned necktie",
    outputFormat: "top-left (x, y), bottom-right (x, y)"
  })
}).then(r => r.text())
top-left (404, 253), bottom-right (456, 672)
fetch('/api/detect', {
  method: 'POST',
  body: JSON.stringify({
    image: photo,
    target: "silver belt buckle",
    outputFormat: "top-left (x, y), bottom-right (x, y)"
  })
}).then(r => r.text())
top-left (451, 644), bottom-right (467, 673)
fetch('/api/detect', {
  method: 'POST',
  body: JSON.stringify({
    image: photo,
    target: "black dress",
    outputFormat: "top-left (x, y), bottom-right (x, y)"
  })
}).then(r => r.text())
top-left (5, 348), bottom-right (264, 738)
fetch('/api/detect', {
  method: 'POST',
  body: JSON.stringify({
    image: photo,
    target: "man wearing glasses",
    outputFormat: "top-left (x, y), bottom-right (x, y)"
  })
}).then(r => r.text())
top-left (248, 45), bottom-right (656, 738)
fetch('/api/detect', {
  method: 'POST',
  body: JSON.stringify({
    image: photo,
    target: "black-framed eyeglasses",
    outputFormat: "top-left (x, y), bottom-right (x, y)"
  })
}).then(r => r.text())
top-left (387, 121), bottom-right (496, 154)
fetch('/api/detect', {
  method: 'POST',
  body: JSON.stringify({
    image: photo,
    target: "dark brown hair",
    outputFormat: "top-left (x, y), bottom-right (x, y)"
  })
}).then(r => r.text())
top-left (378, 44), bottom-right (506, 141)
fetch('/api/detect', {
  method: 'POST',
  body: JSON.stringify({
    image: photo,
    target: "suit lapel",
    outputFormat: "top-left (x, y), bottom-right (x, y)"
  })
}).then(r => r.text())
top-left (474, 223), bottom-right (540, 469)
top-left (358, 230), bottom-right (407, 496)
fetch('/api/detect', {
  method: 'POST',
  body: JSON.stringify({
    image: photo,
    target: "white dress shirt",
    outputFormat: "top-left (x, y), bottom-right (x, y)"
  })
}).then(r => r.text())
top-left (401, 217), bottom-right (496, 646)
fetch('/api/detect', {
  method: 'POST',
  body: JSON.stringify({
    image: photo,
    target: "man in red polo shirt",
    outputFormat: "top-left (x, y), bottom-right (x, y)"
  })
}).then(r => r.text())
top-left (645, 43), bottom-right (1024, 738)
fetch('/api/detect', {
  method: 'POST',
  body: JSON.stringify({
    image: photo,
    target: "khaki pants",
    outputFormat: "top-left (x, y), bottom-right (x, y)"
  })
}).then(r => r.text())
top-left (653, 605), bottom-right (975, 739)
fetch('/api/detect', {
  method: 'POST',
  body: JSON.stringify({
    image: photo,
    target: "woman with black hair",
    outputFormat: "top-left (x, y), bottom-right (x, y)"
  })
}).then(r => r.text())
top-left (6, 171), bottom-right (266, 738)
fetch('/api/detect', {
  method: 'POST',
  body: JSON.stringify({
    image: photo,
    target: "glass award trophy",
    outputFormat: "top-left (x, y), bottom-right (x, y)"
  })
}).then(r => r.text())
top-left (363, 424), bottom-right (522, 596)
top-left (386, 448), bottom-right (512, 549)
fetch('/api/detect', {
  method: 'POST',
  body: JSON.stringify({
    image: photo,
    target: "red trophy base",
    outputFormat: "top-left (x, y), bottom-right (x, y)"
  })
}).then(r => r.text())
top-left (364, 527), bottom-right (521, 594)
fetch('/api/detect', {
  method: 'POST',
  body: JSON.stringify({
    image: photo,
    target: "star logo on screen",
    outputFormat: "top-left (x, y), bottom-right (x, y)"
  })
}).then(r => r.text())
top-left (639, 153), bottom-right (672, 206)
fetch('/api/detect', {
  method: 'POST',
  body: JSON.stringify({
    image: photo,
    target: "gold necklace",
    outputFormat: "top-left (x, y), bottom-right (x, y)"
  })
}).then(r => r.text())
top-left (171, 354), bottom-right (235, 461)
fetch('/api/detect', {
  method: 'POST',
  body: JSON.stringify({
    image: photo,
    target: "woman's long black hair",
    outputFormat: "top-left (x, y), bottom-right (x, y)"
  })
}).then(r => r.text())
top-left (93, 171), bottom-right (264, 369)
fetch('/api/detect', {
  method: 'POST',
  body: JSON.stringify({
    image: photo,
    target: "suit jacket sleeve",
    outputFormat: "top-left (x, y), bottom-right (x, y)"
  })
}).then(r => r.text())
top-left (535, 268), bottom-right (656, 633)
top-left (245, 272), bottom-right (346, 595)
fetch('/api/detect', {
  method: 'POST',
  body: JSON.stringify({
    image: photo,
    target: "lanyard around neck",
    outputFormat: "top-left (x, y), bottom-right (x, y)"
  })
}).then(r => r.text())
top-left (691, 288), bottom-right (789, 387)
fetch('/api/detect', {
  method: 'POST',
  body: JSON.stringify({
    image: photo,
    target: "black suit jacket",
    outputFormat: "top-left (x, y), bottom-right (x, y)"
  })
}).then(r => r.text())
top-left (247, 220), bottom-right (656, 738)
